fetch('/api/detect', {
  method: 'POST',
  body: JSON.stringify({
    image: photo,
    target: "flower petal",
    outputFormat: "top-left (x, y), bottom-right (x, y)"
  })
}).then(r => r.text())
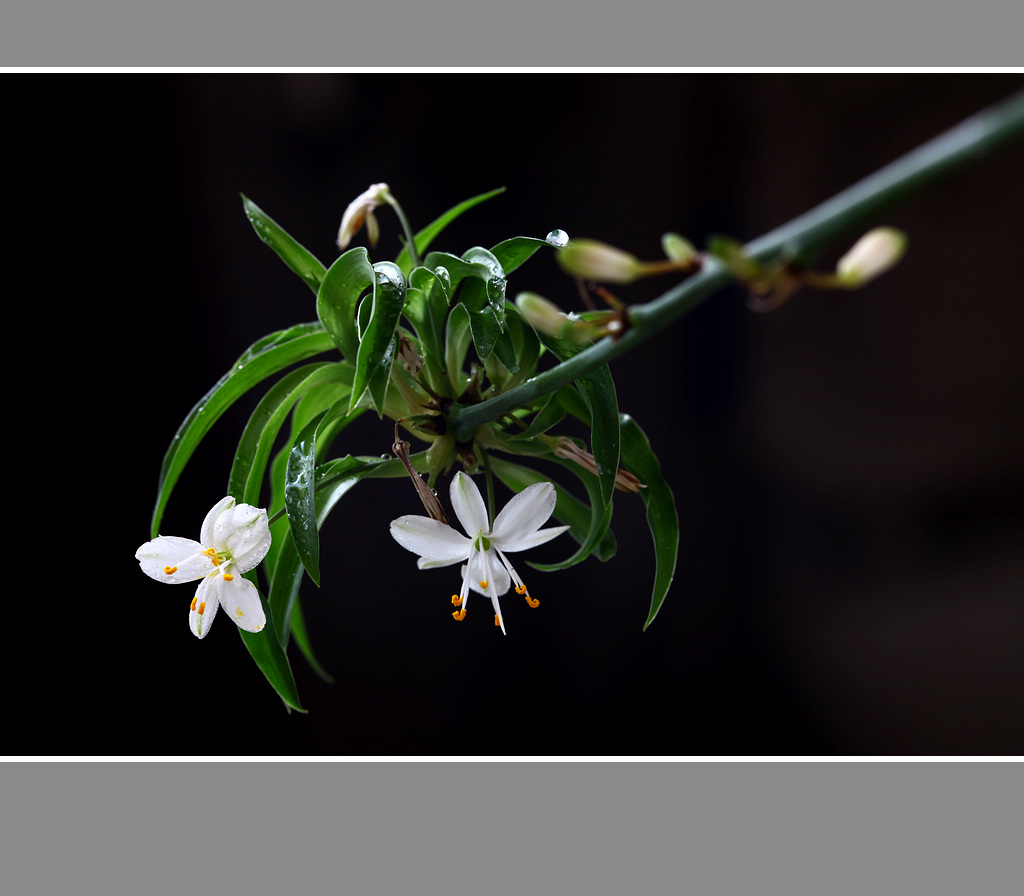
top-left (220, 503), bottom-right (271, 572)
top-left (200, 496), bottom-right (236, 546)
top-left (449, 472), bottom-right (489, 537)
top-left (497, 524), bottom-right (571, 553)
top-left (189, 575), bottom-right (220, 639)
top-left (489, 482), bottom-right (558, 546)
top-left (466, 549), bottom-right (511, 597)
top-left (136, 536), bottom-right (212, 583)
top-left (211, 574), bottom-right (266, 633)
top-left (390, 515), bottom-right (472, 564)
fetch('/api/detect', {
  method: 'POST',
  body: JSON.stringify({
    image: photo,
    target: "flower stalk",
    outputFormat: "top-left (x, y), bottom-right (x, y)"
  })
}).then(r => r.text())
top-left (449, 87), bottom-right (1024, 443)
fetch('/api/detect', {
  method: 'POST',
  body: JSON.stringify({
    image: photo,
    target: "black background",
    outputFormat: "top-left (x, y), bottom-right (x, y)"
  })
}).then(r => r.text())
top-left (23, 73), bottom-right (1023, 755)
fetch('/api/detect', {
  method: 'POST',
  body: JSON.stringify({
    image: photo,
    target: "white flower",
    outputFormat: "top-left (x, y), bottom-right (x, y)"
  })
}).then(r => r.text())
top-left (136, 496), bottom-right (271, 639)
top-left (337, 182), bottom-right (390, 250)
top-left (390, 472), bottom-right (570, 634)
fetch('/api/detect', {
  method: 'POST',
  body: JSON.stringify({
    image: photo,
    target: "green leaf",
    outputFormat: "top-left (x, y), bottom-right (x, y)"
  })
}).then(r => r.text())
top-left (619, 414), bottom-right (679, 629)
top-left (237, 582), bottom-right (306, 712)
top-left (284, 412), bottom-right (326, 587)
top-left (270, 454), bottom-right (392, 647)
top-left (151, 322), bottom-right (335, 538)
top-left (227, 361), bottom-right (354, 508)
top-left (316, 247), bottom-right (376, 360)
top-left (451, 247), bottom-right (506, 363)
top-left (490, 236), bottom-right (551, 274)
top-left (289, 594), bottom-right (334, 684)
top-left (283, 402), bottom-right (361, 587)
top-left (242, 195), bottom-right (327, 294)
top-left (351, 262), bottom-right (407, 415)
top-left (538, 334), bottom-right (621, 506)
top-left (404, 266), bottom-right (451, 396)
top-left (395, 187), bottom-right (505, 274)
top-left (508, 394), bottom-right (566, 441)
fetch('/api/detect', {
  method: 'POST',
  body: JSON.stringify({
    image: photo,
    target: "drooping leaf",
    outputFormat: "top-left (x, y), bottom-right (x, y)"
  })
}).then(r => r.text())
top-left (283, 403), bottom-right (361, 586)
top-left (351, 261), bottom-right (407, 415)
top-left (270, 454), bottom-right (394, 645)
top-left (619, 414), bottom-right (678, 629)
top-left (237, 581), bottom-right (306, 713)
top-left (151, 322), bottom-right (335, 538)
top-left (242, 195), bottom-right (327, 294)
top-left (289, 594), bottom-right (334, 684)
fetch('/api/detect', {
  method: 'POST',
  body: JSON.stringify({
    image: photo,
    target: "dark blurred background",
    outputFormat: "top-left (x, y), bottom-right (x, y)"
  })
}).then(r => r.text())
top-left (28, 73), bottom-right (1023, 755)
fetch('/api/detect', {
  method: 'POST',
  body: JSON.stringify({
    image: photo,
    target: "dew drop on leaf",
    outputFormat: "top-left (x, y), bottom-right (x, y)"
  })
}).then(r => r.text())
top-left (545, 229), bottom-right (569, 248)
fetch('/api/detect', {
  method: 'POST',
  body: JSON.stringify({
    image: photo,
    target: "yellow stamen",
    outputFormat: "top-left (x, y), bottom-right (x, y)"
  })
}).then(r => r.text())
top-left (451, 594), bottom-right (463, 607)
top-left (202, 548), bottom-right (222, 566)
top-left (198, 602), bottom-right (206, 616)
top-left (452, 608), bottom-right (467, 622)
top-left (222, 574), bottom-right (233, 581)
top-left (494, 615), bottom-right (500, 626)
top-left (479, 580), bottom-right (489, 590)
top-left (515, 585), bottom-right (527, 594)
top-left (190, 596), bottom-right (198, 611)
top-left (164, 565), bottom-right (177, 575)
top-left (525, 595), bottom-right (540, 608)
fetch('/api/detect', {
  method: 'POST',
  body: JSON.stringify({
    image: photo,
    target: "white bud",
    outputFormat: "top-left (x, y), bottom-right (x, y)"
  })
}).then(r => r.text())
top-left (836, 227), bottom-right (907, 287)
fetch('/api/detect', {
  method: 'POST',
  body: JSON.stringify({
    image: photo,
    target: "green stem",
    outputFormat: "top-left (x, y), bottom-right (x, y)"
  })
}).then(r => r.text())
top-left (450, 87), bottom-right (1024, 443)
top-left (385, 195), bottom-right (421, 268)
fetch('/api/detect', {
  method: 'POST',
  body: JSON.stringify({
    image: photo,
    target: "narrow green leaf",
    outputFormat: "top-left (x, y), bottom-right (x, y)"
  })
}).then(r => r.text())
top-left (508, 394), bottom-right (566, 440)
top-left (289, 594), bottom-right (334, 684)
top-left (268, 454), bottom-right (391, 653)
top-left (151, 322), bottom-right (335, 538)
top-left (284, 412), bottom-right (326, 587)
top-left (227, 362), bottom-right (354, 508)
top-left (619, 414), bottom-right (679, 629)
top-left (395, 187), bottom-right (505, 274)
top-left (242, 195), bottom-right (327, 294)
top-left (351, 262), bottom-right (407, 415)
top-left (316, 247), bottom-right (375, 360)
top-left (238, 581), bottom-right (306, 712)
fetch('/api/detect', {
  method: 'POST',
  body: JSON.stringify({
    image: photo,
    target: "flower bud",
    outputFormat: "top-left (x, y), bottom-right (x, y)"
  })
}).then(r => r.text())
top-left (836, 227), bottom-right (907, 287)
top-left (515, 292), bottom-right (573, 338)
top-left (337, 182), bottom-right (390, 250)
top-left (557, 239), bottom-right (641, 284)
top-left (661, 232), bottom-right (697, 264)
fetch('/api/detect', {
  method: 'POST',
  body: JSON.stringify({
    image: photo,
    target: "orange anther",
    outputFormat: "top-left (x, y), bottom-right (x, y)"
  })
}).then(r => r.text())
top-left (515, 585), bottom-right (527, 594)
top-left (479, 580), bottom-right (489, 590)
top-left (525, 595), bottom-right (540, 608)
top-left (198, 602), bottom-right (206, 616)
top-left (452, 608), bottom-right (467, 622)
top-left (451, 594), bottom-right (463, 607)
top-left (164, 565), bottom-right (177, 575)
top-left (222, 574), bottom-right (234, 581)
top-left (190, 596), bottom-right (198, 611)
top-left (494, 615), bottom-right (501, 626)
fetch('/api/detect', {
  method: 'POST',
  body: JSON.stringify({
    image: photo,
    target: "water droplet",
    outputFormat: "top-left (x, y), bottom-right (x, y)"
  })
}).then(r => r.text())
top-left (434, 266), bottom-right (451, 290)
top-left (546, 229), bottom-right (569, 248)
